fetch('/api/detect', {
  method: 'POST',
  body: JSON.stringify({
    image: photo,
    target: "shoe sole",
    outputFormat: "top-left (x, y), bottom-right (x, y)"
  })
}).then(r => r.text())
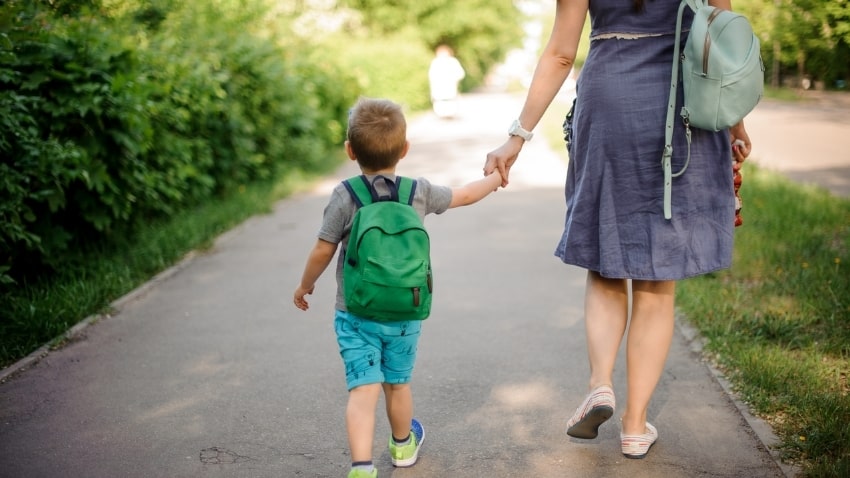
top-left (566, 405), bottom-right (614, 439)
top-left (622, 441), bottom-right (654, 460)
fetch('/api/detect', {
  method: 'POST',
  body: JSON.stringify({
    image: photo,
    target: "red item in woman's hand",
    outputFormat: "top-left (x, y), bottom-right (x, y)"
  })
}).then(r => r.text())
top-left (733, 141), bottom-right (745, 227)
top-left (733, 160), bottom-right (743, 227)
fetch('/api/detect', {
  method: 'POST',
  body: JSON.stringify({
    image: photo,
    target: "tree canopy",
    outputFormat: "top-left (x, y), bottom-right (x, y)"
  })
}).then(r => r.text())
top-left (739, 0), bottom-right (850, 88)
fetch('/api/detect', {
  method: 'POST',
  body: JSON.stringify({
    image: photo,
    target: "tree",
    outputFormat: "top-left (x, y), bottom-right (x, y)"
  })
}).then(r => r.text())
top-left (740, 0), bottom-right (850, 89)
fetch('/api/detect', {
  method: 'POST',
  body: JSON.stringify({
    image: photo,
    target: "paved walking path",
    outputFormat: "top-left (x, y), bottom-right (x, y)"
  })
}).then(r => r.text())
top-left (744, 90), bottom-right (850, 197)
top-left (3, 91), bottom-right (847, 478)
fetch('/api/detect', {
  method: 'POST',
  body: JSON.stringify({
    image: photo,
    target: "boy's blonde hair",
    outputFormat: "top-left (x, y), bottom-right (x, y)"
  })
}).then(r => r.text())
top-left (346, 97), bottom-right (407, 171)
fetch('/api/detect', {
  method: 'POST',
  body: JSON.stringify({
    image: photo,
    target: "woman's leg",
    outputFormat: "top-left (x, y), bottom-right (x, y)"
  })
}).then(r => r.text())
top-left (383, 383), bottom-right (414, 440)
top-left (346, 383), bottom-right (382, 462)
top-left (584, 271), bottom-right (629, 390)
top-left (622, 279), bottom-right (676, 435)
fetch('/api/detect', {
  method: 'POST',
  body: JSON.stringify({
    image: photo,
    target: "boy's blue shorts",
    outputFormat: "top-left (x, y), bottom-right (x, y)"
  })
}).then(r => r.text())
top-left (334, 310), bottom-right (421, 391)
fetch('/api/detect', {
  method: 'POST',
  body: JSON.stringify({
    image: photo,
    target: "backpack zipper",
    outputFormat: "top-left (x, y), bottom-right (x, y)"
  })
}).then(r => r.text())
top-left (703, 8), bottom-right (724, 75)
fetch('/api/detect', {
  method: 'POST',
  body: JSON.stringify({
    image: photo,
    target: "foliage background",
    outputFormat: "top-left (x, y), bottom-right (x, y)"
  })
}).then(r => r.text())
top-left (738, 0), bottom-right (850, 89)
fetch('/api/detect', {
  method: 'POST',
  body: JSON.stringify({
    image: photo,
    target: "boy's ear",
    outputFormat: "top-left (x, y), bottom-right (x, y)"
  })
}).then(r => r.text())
top-left (345, 141), bottom-right (357, 161)
top-left (399, 140), bottom-right (410, 159)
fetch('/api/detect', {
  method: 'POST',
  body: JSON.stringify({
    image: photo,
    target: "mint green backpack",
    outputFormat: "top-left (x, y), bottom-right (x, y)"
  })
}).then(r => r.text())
top-left (678, 0), bottom-right (764, 131)
top-left (343, 175), bottom-right (432, 322)
top-left (662, 0), bottom-right (764, 219)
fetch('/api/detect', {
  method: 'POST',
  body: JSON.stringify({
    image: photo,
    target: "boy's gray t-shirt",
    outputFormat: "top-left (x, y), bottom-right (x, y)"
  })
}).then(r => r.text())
top-left (317, 174), bottom-right (453, 312)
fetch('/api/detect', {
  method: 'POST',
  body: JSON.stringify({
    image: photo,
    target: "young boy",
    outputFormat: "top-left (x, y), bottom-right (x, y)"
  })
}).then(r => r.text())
top-left (293, 97), bottom-right (502, 478)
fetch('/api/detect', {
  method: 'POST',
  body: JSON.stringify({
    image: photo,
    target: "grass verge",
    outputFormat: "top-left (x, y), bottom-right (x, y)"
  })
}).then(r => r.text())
top-left (0, 160), bottom-right (342, 369)
top-left (677, 165), bottom-right (850, 478)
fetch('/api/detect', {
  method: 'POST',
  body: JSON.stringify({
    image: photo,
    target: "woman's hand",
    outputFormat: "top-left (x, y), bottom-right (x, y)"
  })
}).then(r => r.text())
top-left (729, 121), bottom-right (752, 165)
top-left (484, 136), bottom-right (524, 187)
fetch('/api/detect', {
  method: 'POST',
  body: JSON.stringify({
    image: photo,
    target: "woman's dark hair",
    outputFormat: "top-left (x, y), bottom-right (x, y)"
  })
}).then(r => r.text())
top-left (633, 0), bottom-right (647, 12)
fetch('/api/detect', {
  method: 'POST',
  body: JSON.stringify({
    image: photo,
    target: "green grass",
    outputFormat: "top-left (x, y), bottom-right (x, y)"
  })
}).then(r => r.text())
top-left (677, 165), bottom-right (850, 477)
top-left (763, 86), bottom-right (808, 102)
top-left (0, 160), bottom-right (341, 368)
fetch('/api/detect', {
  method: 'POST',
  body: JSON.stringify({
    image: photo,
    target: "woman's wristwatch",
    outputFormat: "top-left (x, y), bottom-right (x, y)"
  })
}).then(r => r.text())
top-left (508, 119), bottom-right (533, 142)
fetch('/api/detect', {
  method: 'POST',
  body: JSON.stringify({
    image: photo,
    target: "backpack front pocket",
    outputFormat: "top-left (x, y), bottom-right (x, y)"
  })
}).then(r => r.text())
top-left (347, 257), bottom-right (431, 320)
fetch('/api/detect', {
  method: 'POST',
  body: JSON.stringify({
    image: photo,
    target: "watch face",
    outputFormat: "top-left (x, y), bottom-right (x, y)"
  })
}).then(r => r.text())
top-left (509, 120), bottom-right (531, 140)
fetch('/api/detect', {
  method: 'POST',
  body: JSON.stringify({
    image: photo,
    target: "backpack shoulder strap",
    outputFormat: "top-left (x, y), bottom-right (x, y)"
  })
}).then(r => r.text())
top-left (661, 0), bottom-right (693, 220)
top-left (684, 0), bottom-right (706, 12)
top-left (395, 176), bottom-right (417, 206)
top-left (343, 175), bottom-right (374, 208)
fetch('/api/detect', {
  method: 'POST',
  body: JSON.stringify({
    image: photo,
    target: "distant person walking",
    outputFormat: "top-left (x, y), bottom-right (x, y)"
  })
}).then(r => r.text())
top-left (428, 44), bottom-right (466, 118)
top-left (484, 0), bottom-right (752, 460)
top-left (293, 97), bottom-right (502, 478)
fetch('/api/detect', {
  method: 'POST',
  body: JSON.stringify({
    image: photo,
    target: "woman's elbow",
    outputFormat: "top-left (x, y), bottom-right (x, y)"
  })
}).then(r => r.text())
top-left (554, 54), bottom-right (575, 69)
top-left (543, 47), bottom-right (576, 71)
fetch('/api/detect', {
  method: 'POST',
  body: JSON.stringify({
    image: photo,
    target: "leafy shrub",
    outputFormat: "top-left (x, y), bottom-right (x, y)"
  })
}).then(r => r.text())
top-left (0, 1), bottom-right (357, 285)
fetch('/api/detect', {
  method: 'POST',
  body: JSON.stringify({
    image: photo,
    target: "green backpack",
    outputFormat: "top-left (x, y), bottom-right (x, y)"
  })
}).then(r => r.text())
top-left (342, 175), bottom-right (433, 322)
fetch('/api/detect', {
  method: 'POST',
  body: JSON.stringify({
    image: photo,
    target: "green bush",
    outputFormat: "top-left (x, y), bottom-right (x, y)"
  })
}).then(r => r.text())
top-left (0, 1), bottom-right (357, 285)
top-left (1, 12), bottom-right (150, 276)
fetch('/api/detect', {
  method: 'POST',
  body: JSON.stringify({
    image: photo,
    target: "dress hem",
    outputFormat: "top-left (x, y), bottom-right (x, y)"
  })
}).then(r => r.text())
top-left (554, 252), bottom-right (732, 281)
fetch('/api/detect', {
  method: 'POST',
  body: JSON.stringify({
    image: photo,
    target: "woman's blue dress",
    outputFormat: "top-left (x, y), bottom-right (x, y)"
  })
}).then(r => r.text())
top-left (555, 0), bottom-right (735, 280)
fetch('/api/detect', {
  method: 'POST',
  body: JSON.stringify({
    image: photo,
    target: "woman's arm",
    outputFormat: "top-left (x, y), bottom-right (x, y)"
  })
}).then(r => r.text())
top-left (516, 0), bottom-right (589, 134)
top-left (485, 0), bottom-right (589, 186)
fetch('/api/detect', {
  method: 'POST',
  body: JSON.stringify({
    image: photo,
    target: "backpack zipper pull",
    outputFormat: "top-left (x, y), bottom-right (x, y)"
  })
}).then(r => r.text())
top-left (412, 287), bottom-right (420, 307)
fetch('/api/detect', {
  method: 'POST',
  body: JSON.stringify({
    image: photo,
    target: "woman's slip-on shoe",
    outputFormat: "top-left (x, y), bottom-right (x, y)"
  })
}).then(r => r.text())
top-left (566, 385), bottom-right (615, 439)
top-left (621, 422), bottom-right (658, 459)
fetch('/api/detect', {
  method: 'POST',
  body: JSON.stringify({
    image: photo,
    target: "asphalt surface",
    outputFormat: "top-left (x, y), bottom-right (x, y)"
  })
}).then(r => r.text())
top-left (743, 90), bottom-right (850, 197)
top-left (2, 91), bottom-right (848, 478)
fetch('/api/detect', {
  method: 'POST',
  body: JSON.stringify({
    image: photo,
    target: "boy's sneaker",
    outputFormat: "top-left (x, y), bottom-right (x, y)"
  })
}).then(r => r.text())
top-left (347, 468), bottom-right (377, 478)
top-left (389, 418), bottom-right (425, 467)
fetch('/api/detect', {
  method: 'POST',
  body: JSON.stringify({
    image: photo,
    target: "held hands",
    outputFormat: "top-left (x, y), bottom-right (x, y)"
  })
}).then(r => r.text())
top-left (484, 136), bottom-right (524, 187)
top-left (293, 284), bottom-right (314, 311)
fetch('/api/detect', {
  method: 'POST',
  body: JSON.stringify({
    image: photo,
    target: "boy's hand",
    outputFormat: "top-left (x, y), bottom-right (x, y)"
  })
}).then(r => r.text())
top-left (293, 285), bottom-right (314, 311)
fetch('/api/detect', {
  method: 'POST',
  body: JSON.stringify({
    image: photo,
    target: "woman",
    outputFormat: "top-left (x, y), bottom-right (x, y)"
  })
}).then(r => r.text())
top-left (485, 0), bottom-right (752, 459)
